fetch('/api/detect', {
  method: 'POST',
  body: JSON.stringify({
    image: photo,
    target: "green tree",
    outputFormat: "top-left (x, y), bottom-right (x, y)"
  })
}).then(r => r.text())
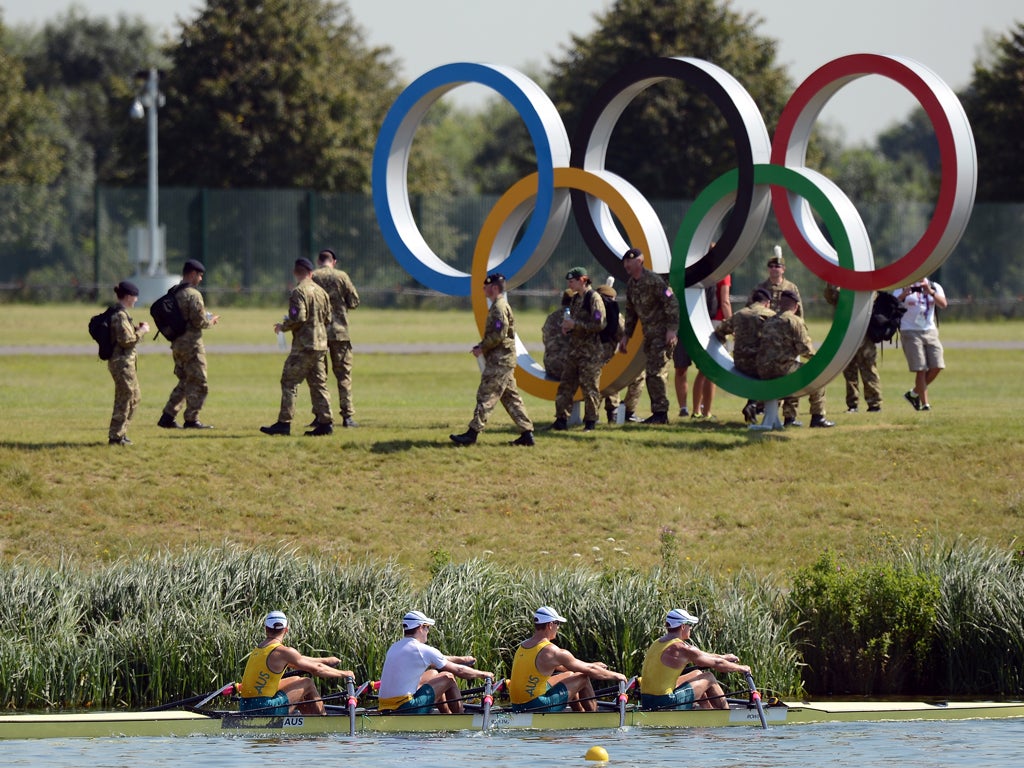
top-left (961, 23), bottom-right (1024, 202)
top-left (472, 0), bottom-right (792, 200)
top-left (156, 0), bottom-right (405, 192)
top-left (15, 7), bottom-right (163, 187)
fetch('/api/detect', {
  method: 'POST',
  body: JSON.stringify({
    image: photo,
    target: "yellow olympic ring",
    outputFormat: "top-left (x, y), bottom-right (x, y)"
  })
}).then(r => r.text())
top-left (471, 167), bottom-right (666, 401)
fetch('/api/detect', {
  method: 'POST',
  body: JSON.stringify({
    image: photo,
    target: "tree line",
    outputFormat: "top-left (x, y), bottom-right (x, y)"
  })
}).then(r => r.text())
top-left (0, 0), bottom-right (1022, 293)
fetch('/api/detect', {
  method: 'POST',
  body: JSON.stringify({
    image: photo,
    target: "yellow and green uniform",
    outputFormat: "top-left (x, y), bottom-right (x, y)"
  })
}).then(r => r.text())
top-left (239, 642), bottom-right (291, 715)
top-left (509, 640), bottom-right (569, 713)
top-left (640, 637), bottom-right (696, 711)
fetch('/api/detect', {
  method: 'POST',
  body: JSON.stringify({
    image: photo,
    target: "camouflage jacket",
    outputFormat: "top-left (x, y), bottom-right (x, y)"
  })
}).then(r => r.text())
top-left (715, 303), bottom-right (775, 376)
top-left (281, 277), bottom-right (330, 352)
top-left (542, 308), bottom-right (570, 375)
top-left (173, 283), bottom-right (212, 346)
top-left (755, 277), bottom-right (803, 317)
top-left (756, 310), bottom-right (814, 379)
top-left (624, 269), bottom-right (679, 339)
top-left (109, 307), bottom-right (142, 363)
top-left (479, 294), bottom-right (517, 368)
top-left (312, 266), bottom-right (360, 342)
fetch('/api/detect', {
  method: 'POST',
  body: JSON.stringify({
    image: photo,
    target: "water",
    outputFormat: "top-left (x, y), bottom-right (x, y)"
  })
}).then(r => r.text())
top-left (3, 719), bottom-right (1022, 767)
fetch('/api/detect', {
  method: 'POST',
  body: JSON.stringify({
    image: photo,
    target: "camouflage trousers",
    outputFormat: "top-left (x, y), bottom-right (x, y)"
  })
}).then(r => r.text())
top-left (555, 349), bottom-right (604, 422)
top-left (468, 363), bottom-right (533, 433)
top-left (163, 340), bottom-right (208, 422)
top-left (278, 349), bottom-right (332, 424)
top-left (843, 337), bottom-right (881, 408)
top-left (603, 372), bottom-right (646, 415)
top-left (323, 339), bottom-right (355, 418)
top-left (108, 357), bottom-right (140, 440)
top-left (641, 333), bottom-right (673, 413)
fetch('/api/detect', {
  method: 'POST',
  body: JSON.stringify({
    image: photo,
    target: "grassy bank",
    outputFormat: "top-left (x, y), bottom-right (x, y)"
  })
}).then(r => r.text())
top-left (0, 309), bottom-right (1022, 573)
top-left (0, 541), bottom-right (1020, 710)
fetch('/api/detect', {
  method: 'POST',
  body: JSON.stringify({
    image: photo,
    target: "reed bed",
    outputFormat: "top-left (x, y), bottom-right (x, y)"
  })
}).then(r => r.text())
top-left (0, 540), bottom-right (1020, 710)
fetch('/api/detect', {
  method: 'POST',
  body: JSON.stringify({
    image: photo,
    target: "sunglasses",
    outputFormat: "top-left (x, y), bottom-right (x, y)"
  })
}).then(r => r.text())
top-left (768, 264), bottom-right (783, 269)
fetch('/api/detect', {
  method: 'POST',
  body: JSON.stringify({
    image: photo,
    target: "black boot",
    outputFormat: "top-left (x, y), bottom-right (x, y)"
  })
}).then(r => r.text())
top-left (157, 413), bottom-right (180, 429)
top-left (583, 420), bottom-right (597, 432)
top-left (625, 411), bottom-right (640, 423)
top-left (260, 421), bottom-right (291, 436)
top-left (183, 420), bottom-right (213, 429)
top-left (342, 417), bottom-right (359, 428)
top-left (450, 428), bottom-right (478, 446)
top-left (509, 431), bottom-right (534, 446)
top-left (810, 414), bottom-right (835, 428)
top-left (643, 412), bottom-right (669, 425)
top-left (550, 418), bottom-right (568, 431)
top-left (305, 422), bottom-right (334, 436)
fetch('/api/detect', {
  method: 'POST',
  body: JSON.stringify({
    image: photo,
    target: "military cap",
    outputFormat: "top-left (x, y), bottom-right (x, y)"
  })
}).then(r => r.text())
top-left (483, 273), bottom-right (506, 286)
top-left (751, 287), bottom-right (771, 303)
top-left (116, 280), bottom-right (140, 297)
top-left (565, 266), bottom-right (589, 280)
top-left (183, 258), bottom-right (206, 274)
top-left (622, 248), bottom-right (643, 260)
top-left (779, 289), bottom-right (800, 303)
top-left (294, 257), bottom-right (315, 272)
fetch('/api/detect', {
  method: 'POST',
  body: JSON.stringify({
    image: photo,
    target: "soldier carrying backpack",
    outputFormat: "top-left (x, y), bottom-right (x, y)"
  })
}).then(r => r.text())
top-left (154, 259), bottom-right (220, 430)
top-left (100, 280), bottom-right (149, 445)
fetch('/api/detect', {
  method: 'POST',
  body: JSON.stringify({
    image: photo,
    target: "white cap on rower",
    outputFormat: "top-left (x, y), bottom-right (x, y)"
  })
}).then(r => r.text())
top-left (264, 610), bottom-right (288, 630)
top-left (665, 609), bottom-right (699, 628)
top-left (402, 610), bottom-right (436, 630)
top-left (534, 606), bottom-right (568, 624)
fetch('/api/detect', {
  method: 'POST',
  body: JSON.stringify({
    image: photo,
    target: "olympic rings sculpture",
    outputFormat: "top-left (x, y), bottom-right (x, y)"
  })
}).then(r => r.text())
top-left (372, 55), bottom-right (977, 402)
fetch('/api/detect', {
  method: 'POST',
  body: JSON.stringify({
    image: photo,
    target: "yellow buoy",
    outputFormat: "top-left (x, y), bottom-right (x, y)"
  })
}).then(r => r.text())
top-left (585, 745), bottom-right (609, 762)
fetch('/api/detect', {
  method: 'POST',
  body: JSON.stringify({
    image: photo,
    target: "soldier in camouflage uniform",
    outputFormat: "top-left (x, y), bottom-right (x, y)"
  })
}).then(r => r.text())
top-left (312, 248), bottom-right (361, 426)
top-left (542, 290), bottom-right (574, 380)
top-left (595, 282), bottom-right (644, 423)
top-left (755, 247), bottom-right (805, 422)
top-left (823, 284), bottom-right (882, 413)
top-left (450, 273), bottom-right (534, 447)
top-left (552, 267), bottom-right (606, 431)
top-left (714, 288), bottom-right (774, 423)
top-left (158, 259), bottom-right (219, 430)
top-left (107, 281), bottom-right (149, 445)
top-left (755, 290), bottom-right (834, 428)
top-left (618, 248), bottom-right (679, 424)
top-left (260, 258), bottom-right (333, 437)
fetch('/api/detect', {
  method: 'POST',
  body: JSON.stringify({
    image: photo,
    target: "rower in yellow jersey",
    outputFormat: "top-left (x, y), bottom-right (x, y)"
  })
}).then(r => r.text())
top-left (238, 610), bottom-right (354, 716)
top-left (509, 606), bottom-right (627, 713)
top-left (640, 609), bottom-right (751, 710)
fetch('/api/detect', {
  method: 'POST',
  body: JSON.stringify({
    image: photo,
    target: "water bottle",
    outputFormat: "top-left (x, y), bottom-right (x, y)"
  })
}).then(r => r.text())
top-left (277, 316), bottom-right (288, 351)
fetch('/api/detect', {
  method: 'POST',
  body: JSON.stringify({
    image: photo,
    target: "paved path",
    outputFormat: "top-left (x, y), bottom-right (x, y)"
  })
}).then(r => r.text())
top-left (0, 340), bottom-right (1021, 357)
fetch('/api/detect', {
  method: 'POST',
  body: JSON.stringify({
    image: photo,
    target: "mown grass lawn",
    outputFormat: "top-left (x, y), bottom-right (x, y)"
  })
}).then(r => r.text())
top-left (0, 305), bottom-right (1021, 576)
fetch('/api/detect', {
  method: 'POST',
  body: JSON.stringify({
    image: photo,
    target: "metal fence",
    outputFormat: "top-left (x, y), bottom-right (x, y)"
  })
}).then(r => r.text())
top-left (2, 184), bottom-right (1022, 318)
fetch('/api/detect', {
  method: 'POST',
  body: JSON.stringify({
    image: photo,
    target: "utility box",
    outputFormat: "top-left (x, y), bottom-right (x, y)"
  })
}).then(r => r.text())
top-left (128, 225), bottom-right (167, 276)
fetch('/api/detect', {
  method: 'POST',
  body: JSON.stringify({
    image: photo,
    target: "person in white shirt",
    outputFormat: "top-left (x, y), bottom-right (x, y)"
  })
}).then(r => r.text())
top-left (895, 277), bottom-right (948, 411)
top-left (377, 611), bottom-right (493, 714)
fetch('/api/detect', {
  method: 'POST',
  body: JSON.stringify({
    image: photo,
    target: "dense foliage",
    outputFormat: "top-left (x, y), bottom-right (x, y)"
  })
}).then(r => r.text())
top-left (0, 540), bottom-right (1021, 709)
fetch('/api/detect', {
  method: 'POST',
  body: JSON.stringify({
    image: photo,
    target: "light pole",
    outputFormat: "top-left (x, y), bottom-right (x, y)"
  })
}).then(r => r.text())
top-left (130, 68), bottom-right (165, 278)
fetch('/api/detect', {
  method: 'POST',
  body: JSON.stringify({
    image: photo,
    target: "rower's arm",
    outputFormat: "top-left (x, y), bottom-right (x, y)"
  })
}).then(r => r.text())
top-left (440, 659), bottom-right (493, 680)
top-left (543, 646), bottom-right (626, 682)
top-left (664, 644), bottom-right (749, 675)
top-left (275, 645), bottom-right (354, 679)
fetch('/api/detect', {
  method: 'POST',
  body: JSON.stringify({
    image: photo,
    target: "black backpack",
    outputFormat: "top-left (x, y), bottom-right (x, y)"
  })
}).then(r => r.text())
top-left (588, 291), bottom-right (622, 345)
top-left (88, 306), bottom-right (118, 361)
top-left (150, 285), bottom-right (188, 341)
top-left (867, 291), bottom-right (906, 344)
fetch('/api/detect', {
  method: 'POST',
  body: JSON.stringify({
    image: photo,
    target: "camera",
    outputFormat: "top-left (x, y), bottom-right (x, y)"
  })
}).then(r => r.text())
top-left (910, 285), bottom-right (925, 293)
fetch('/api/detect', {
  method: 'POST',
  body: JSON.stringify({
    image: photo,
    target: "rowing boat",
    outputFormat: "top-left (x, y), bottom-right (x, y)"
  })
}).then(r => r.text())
top-left (2, 700), bottom-right (1022, 740)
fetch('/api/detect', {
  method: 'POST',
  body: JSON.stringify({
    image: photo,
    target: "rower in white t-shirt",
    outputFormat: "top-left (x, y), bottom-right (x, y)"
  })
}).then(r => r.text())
top-left (377, 611), bottom-right (493, 714)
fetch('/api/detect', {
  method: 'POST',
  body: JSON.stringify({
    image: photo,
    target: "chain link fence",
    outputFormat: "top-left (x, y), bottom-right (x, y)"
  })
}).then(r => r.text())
top-left (1, 184), bottom-right (1022, 318)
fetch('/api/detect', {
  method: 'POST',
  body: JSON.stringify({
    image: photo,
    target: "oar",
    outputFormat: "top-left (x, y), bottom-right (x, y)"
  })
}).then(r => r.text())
top-left (480, 677), bottom-right (494, 731)
top-left (744, 672), bottom-right (768, 730)
top-left (346, 678), bottom-right (358, 737)
top-left (146, 682), bottom-right (236, 712)
top-left (617, 676), bottom-right (637, 727)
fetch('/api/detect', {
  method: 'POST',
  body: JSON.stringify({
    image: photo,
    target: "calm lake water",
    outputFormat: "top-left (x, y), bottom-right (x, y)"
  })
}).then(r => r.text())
top-left (4, 719), bottom-right (1022, 767)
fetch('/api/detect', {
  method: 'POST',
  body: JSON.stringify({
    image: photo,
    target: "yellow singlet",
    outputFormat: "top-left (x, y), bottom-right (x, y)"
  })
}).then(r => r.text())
top-left (640, 638), bottom-right (683, 695)
top-left (238, 642), bottom-right (285, 699)
top-left (509, 640), bottom-right (552, 704)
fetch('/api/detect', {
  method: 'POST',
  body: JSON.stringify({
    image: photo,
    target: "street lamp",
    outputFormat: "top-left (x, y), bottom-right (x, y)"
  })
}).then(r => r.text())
top-left (130, 68), bottom-right (166, 280)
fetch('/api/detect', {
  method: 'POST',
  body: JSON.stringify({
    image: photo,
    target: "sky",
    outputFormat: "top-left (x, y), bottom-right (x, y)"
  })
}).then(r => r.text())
top-left (4, 0), bottom-right (1021, 144)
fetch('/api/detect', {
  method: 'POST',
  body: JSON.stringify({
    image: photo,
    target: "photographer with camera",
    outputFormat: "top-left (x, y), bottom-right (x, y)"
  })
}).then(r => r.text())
top-left (895, 277), bottom-right (947, 411)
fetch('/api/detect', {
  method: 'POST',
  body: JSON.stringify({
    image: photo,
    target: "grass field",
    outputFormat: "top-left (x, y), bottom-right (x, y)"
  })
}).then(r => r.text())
top-left (0, 304), bottom-right (1022, 576)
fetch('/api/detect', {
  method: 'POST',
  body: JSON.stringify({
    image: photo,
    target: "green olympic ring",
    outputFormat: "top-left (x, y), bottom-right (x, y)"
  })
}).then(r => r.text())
top-left (670, 164), bottom-right (875, 400)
